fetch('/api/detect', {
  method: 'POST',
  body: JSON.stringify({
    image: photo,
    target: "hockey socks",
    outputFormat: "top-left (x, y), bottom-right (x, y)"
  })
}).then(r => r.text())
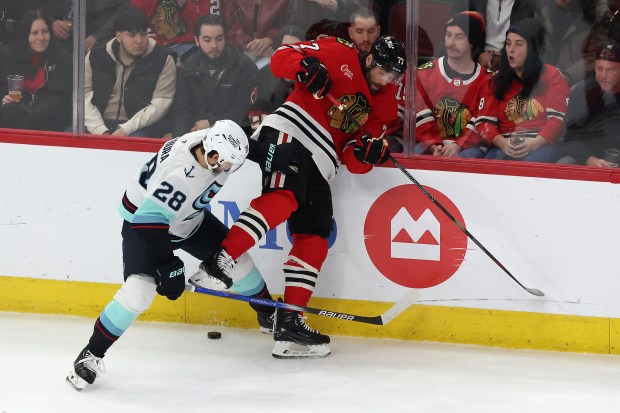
top-left (223, 190), bottom-right (298, 259)
top-left (283, 234), bottom-right (328, 307)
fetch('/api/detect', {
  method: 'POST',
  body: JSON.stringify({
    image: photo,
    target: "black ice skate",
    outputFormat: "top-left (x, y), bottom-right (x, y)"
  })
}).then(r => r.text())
top-left (66, 346), bottom-right (105, 391)
top-left (257, 310), bottom-right (275, 334)
top-left (272, 309), bottom-right (331, 359)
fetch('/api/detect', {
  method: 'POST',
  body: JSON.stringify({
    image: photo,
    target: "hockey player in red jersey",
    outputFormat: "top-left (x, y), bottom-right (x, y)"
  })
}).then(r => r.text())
top-left (202, 35), bottom-right (406, 359)
top-left (416, 11), bottom-right (491, 158)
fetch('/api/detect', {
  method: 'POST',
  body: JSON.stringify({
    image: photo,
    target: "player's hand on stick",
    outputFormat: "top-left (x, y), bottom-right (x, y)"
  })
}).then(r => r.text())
top-left (353, 134), bottom-right (390, 164)
top-left (296, 57), bottom-right (331, 99)
top-left (155, 257), bottom-right (185, 300)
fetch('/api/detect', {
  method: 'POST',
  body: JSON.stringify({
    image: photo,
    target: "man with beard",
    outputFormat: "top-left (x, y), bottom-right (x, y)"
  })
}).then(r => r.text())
top-left (415, 11), bottom-right (491, 157)
top-left (199, 35), bottom-right (406, 359)
top-left (170, 14), bottom-right (258, 137)
top-left (84, 6), bottom-right (176, 137)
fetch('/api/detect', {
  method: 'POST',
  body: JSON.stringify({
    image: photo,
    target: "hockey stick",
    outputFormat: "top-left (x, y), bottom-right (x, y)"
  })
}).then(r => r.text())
top-left (185, 284), bottom-right (419, 326)
top-left (325, 92), bottom-right (544, 297)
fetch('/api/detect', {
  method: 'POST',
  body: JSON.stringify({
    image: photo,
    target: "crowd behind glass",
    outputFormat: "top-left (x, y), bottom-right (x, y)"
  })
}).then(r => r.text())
top-left (0, 0), bottom-right (619, 168)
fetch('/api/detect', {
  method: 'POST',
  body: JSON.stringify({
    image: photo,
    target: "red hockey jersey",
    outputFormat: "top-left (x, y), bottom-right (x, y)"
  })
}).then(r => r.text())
top-left (475, 64), bottom-right (569, 145)
top-left (415, 57), bottom-right (492, 149)
top-left (259, 37), bottom-right (399, 180)
top-left (131, 0), bottom-right (212, 47)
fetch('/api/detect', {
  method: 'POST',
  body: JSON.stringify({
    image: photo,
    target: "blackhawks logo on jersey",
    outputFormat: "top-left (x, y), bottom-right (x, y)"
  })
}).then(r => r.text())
top-left (504, 96), bottom-right (543, 124)
top-left (327, 92), bottom-right (371, 133)
top-left (433, 97), bottom-right (471, 139)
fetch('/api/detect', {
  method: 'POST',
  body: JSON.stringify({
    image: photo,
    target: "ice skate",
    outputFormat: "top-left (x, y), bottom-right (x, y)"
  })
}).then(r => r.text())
top-left (189, 260), bottom-right (233, 291)
top-left (257, 310), bottom-right (275, 334)
top-left (272, 309), bottom-right (330, 359)
top-left (195, 249), bottom-right (235, 290)
top-left (66, 346), bottom-right (105, 391)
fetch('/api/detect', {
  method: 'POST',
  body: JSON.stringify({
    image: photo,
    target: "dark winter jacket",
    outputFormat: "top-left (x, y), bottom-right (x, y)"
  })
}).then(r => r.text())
top-left (559, 75), bottom-right (620, 163)
top-left (86, 38), bottom-right (176, 136)
top-left (0, 46), bottom-right (72, 131)
top-left (171, 44), bottom-right (259, 137)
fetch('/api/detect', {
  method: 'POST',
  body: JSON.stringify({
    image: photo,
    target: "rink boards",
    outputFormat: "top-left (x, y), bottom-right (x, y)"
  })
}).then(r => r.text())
top-left (1, 133), bottom-right (620, 354)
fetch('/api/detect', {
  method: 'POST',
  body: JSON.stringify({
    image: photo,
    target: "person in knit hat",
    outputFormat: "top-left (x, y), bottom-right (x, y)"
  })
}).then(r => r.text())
top-left (558, 40), bottom-right (620, 166)
top-left (446, 11), bottom-right (486, 62)
top-left (474, 17), bottom-right (570, 163)
top-left (413, 11), bottom-right (492, 158)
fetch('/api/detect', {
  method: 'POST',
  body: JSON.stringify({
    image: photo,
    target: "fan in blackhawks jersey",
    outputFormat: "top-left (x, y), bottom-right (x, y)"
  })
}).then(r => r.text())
top-left (415, 11), bottom-right (491, 158)
top-left (66, 119), bottom-right (305, 391)
top-left (475, 17), bottom-right (570, 162)
top-left (200, 35), bottom-right (406, 359)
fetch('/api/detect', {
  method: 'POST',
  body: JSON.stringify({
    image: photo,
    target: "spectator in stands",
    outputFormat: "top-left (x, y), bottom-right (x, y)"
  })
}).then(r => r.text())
top-left (50, 0), bottom-right (130, 53)
top-left (289, 0), bottom-right (358, 39)
top-left (255, 23), bottom-right (303, 107)
top-left (221, 0), bottom-right (291, 63)
top-left (538, 0), bottom-right (607, 86)
top-left (0, 1), bottom-right (66, 44)
top-left (347, 6), bottom-right (381, 54)
top-left (131, 0), bottom-right (213, 61)
top-left (582, 0), bottom-right (620, 78)
top-left (558, 40), bottom-right (620, 166)
top-left (170, 14), bottom-right (258, 137)
top-left (475, 17), bottom-right (570, 162)
top-left (0, 9), bottom-right (72, 131)
top-left (416, 11), bottom-right (491, 158)
top-left (84, 7), bottom-right (176, 137)
top-left (452, 0), bottom-right (535, 70)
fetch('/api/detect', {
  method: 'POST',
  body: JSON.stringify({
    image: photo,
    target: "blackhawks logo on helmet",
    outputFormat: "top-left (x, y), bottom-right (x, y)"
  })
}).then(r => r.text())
top-left (433, 97), bottom-right (472, 139)
top-left (327, 93), bottom-right (371, 133)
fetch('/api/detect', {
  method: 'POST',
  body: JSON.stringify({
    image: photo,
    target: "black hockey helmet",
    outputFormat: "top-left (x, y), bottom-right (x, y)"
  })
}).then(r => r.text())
top-left (369, 35), bottom-right (407, 82)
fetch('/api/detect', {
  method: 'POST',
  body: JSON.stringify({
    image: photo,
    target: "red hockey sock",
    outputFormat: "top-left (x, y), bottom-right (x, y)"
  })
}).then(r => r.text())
top-left (283, 234), bottom-right (328, 307)
top-left (222, 190), bottom-right (298, 260)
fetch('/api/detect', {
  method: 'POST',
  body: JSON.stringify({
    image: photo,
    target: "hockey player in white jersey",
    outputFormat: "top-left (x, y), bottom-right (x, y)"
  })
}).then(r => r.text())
top-left (66, 120), bottom-right (300, 391)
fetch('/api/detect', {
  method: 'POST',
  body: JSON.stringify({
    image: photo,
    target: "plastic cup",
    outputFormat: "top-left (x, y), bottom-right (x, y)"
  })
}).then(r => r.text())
top-left (7, 75), bottom-right (23, 103)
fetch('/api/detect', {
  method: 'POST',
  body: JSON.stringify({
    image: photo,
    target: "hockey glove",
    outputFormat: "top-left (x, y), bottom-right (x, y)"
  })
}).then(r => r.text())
top-left (296, 57), bottom-right (331, 99)
top-left (259, 141), bottom-right (308, 175)
top-left (155, 257), bottom-right (185, 300)
top-left (353, 134), bottom-right (390, 165)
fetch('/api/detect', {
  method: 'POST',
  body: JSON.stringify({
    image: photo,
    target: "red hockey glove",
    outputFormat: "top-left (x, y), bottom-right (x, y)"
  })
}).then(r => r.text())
top-left (296, 57), bottom-right (331, 99)
top-left (353, 134), bottom-right (390, 164)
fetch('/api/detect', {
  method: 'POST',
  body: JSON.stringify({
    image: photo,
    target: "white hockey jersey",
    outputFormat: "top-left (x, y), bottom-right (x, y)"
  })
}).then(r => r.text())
top-left (119, 130), bottom-right (231, 240)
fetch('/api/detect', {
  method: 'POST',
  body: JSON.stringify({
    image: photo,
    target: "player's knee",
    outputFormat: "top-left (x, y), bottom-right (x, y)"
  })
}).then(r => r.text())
top-left (114, 274), bottom-right (157, 314)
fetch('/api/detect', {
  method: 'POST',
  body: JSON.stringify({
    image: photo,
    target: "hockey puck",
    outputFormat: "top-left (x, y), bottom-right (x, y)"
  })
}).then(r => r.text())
top-left (207, 331), bottom-right (222, 340)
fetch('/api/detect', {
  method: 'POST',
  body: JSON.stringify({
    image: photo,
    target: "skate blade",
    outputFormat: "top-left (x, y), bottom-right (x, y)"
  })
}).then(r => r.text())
top-left (272, 341), bottom-right (331, 359)
top-left (259, 326), bottom-right (273, 335)
top-left (66, 369), bottom-right (87, 391)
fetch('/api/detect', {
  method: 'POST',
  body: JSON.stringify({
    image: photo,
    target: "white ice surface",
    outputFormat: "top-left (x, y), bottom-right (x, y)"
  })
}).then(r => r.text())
top-left (1, 312), bottom-right (620, 413)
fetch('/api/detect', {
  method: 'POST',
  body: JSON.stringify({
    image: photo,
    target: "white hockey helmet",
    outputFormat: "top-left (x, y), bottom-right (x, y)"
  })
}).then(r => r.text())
top-left (202, 120), bottom-right (249, 173)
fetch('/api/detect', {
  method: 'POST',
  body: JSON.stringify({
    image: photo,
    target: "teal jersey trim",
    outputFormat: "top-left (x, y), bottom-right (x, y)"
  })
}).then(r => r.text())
top-left (132, 198), bottom-right (176, 225)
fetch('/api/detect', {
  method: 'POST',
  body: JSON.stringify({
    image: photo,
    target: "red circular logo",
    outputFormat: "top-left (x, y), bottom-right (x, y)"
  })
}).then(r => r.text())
top-left (364, 185), bottom-right (468, 288)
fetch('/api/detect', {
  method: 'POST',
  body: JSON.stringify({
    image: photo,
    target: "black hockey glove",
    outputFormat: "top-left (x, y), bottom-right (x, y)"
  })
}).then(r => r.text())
top-left (259, 141), bottom-right (308, 175)
top-left (155, 257), bottom-right (185, 300)
top-left (296, 57), bottom-right (331, 99)
top-left (353, 134), bottom-right (390, 165)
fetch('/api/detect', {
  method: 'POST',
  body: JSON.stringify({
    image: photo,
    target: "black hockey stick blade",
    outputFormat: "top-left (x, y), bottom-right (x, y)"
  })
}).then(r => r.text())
top-left (185, 283), bottom-right (419, 325)
top-left (324, 92), bottom-right (545, 297)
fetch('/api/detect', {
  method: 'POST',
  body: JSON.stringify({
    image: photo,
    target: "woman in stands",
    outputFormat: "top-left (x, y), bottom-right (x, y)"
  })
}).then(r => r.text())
top-left (0, 9), bottom-right (72, 132)
top-left (475, 17), bottom-right (569, 162)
